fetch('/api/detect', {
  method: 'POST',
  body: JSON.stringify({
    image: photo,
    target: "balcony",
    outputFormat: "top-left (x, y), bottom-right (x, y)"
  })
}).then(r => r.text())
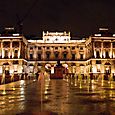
top-left (27, 58), bottom-right (87, 61)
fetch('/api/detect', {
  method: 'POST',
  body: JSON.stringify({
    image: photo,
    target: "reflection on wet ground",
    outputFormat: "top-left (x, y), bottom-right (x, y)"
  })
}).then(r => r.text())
top-left (0, 78), bottom-right (115, 115)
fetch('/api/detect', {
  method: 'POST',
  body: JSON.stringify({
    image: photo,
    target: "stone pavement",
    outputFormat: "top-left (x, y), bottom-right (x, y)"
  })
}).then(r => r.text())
top-left (0, 78), bottom-right (115, 115)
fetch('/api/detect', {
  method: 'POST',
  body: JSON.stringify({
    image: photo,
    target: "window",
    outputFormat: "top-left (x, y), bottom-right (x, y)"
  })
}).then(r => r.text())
top-left (80, 47), bottom-right (83, 50)
top-left (80, 54), bottom-right (83, 59)
top-left (55, 53), bottom-right (58, 59)
top-left (4, 50), bottom-right (8, 58)
top-left (38, 47), bottom-right (41, 50)
top-left (105, 51), bottom-right (109, 58)
top-left (46, 54), bottom-right (50, 59)
top-left (54, 51), bottom-right (59, 59)
top-left (95, 42), bottom-right (101, 48)
top-left (103, 42), bottom-right (110, 48)
top-left (55, 47), bottom-right (58, 50)
top-left (72, 54), bottom-right (75, 60)
top-left (63, 51), bottom-right (68, 60)
top-left (55, 38), bottom-right (58, 41)
top-left (12, 41), bottom-right (19, 48)
top-left (13, 60), bottom-right (18, 64)
top-left (63, 53), bottom-right (67, 59)
top-left (3, 42), bottom-right (10, 48)
top-left (47, 47), bottom-right (50, 49)
top-left (72, 47), bottom-right (75, 50)
top-left (97, 69), bottom-right (100, 72)
top-left (96, 60), bottom-right (101, 64)
top-left (113, 42), bottom-right (115, 48)
top-left (64, 47), bottom-right (66, 49)
top-left (15, 50), bottom-right (18, 53)
top-left (14, 50), bottom-right (18, 58)
top-left (96, 51), bottom-right (100, 58)
top-left (38, 54), bottom-right (41, 60)
top-left (30, 54), bottom-right (33, 59)
top-left (30, 47), bottom-right (33, 49)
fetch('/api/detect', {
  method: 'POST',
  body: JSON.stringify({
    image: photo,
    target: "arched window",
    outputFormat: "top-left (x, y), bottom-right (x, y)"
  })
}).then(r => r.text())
top-left (72, 54), bottom-right (75, 60)
top-left (105, 51), bottom-right (109, 58)
top-left (38, 54), bottom-right (41, 60)
top-left (80, 54), bottom-right (83, 59)
top-left (96, 51), bottom-right (100, 58)
top-left (30, 54), bottom-right (33, 59)
top-left (63, 51), bottom-right (68, 60)
top-left (14, 50), bottom-right (18, 58)
top-left (54, 51), bottom-right (59, 59)
top-left (46, 51), bottom-right (51, 60)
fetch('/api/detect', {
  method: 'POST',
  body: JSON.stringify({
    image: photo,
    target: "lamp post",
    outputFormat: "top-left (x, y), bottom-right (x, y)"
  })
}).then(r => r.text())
top-left (2, 62), bottom-right (9, 94)
top-left (11, 66), bottom-right (15, 90)
top-left (29, 63), bottom-right (34, 80)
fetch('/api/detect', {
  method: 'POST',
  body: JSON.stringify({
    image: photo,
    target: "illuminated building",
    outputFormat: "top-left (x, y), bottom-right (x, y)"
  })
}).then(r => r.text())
top-left (27, 31), bottom-right (86, 78)
top-left (85, 28), bottom-right (115, 80)
top-left (0, 27), bottom-right (28, 81)
top-left (0, 27), bottom-right (115, 80)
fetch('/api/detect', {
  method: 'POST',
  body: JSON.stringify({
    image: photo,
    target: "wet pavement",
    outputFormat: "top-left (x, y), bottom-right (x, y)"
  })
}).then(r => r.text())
top-left (0, 78), bottom-right (115, 115)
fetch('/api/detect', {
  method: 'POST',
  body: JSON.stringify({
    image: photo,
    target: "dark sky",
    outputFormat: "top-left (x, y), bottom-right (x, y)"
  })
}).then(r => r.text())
top-left (0, 0), bottom-right (115, 37)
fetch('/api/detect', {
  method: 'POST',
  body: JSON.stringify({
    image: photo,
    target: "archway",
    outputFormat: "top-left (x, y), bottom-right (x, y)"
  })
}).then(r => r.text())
top-left (104, 62), bottom-right (111, 80)
top-left (3, 62), bottom-right (10, 75)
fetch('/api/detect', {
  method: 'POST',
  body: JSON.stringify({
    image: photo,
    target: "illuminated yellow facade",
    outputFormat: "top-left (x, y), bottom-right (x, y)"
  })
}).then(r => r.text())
top-left (0, 28), bottom-right (115, 80)
top-left (0, 28), bottom-right (28, 81)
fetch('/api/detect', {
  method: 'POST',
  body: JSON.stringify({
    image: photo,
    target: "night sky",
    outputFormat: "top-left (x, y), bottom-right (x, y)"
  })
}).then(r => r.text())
top-left (0, 0), bottom-right (115, 37)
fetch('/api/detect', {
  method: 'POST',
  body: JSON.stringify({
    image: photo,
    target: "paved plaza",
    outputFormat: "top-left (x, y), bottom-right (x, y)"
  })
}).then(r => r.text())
top-left (0, 77), bottom-right (115, 115)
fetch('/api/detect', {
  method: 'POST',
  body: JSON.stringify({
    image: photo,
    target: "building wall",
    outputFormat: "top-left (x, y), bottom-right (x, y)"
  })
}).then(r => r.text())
top-left (27, 30), bottom-right (115, 80)
top-left (0, 31), bottom-right (28, 77)
top-left (1, 29), bottom-right (115, 80)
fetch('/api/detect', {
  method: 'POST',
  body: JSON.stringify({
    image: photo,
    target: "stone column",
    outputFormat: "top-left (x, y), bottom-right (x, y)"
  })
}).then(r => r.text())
top-left (10, 40), bottom-right (12, 58)
top-left (59, 47), bottom-right (63, 60)
top-left (0, 41), bottom-right (2, 58)
top-left (50, 47), bottom-right (54, 60)
top-left (101, 42), bottom-right (103, 58)
top-left (33, 47), bottom-right (36, 60)
top-left (51, 64), bottom-right (55, 74)
top-left (28, 47), bottom-right (30, 59)
top-left (1, 41), bottom-right (4, 58)
top-left (110, 42), bottom-right (113, 58)
top-left (18, 41), bottom-right (21, 58)
top-left (68, 46), bottom-right (71, 60)
top-left (42, 46), bottom-right (45, 60)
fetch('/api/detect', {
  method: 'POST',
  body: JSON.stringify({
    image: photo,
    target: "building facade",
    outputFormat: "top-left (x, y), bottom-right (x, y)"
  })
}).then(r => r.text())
top-left (0, 28), bottom-right (115, 80)
top-left (0, 27), bottom-right (28, 81)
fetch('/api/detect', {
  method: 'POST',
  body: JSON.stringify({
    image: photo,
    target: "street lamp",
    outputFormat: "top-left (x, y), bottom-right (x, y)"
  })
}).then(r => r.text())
top-left (29, 63), bottom-right (34, 80)
top-left (104, 62), bottom-right (111, 81)
top-left (2, 62), bottom-right (9, 94)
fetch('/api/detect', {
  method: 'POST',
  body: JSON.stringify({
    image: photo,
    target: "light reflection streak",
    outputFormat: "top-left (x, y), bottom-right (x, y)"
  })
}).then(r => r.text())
top-left (12, 86), bottom-right (16, 91)
top-left (20, 80), bottom-right (25, 85)
top-left (101, 80), bottom-right (104, 86)
top-left (109, 91), bottom-right (113, 97)
top-left (9, 100), bottom-right (15, 103)
top-left (74, 79), bottom-right (77, 86)
top-left (0, 102), bottom-right (5, 105)
top-left (33, 79), bottom-right (36, 82)
top-left (20, 87), bottom-right (25, 95)
top-left (44, 95), bottom-right (48, 100)
top-left (87, 83), bottom-right (90, 93)
top-left (44, 90), bottom-right (48, 94)
top-left (79, 81), bottom-right (82, 89)
top-left (110, 83), bottom-right (114, 89)
top-left (91, 85), bottom-right (95, 92)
